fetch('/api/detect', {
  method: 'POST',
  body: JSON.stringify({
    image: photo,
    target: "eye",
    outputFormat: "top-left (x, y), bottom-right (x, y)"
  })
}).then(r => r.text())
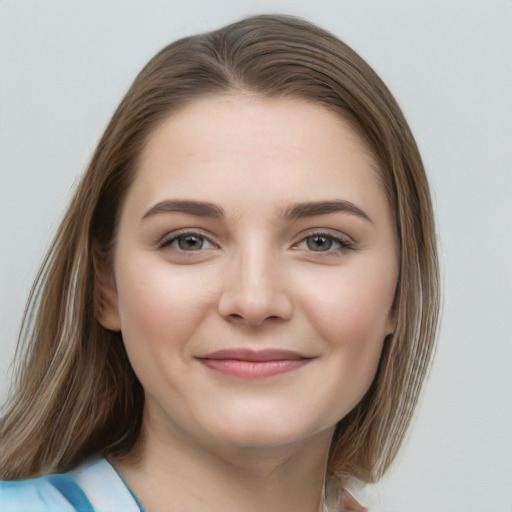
top-left (174, 234), bottom-right (207, 251)
top-left (293, 231), bottom-right (355, 255)
top-left (159, 231), bottom-right (216, 252)
top-left (305, 235), bottom-right (334, 252)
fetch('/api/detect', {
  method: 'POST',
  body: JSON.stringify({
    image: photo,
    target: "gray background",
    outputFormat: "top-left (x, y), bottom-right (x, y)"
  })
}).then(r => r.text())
top-left (1, 1), bottom-right (511, 510)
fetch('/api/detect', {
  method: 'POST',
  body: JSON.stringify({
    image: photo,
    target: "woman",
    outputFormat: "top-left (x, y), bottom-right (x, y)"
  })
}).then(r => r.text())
top-left (0, 14), bottom-right (439, 512)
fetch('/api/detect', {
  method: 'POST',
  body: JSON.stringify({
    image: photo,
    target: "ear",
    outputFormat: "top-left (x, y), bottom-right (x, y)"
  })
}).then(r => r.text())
top-left (93, 255), bottom-right (121, 332)
top-left (385, 293), bottom-right (399, 336)
top-left (385, 308), bottom-right (398, 337)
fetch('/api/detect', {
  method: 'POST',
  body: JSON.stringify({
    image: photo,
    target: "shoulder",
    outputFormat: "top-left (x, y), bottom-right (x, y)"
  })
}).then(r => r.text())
top-left (0, 456), bottom-right (141, 512)
top-left (0, 473), bottom-right (94, 511)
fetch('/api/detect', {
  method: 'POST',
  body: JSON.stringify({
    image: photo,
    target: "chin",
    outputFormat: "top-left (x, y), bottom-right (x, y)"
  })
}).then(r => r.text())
top-left (205, 419), bottom-right (333, 451)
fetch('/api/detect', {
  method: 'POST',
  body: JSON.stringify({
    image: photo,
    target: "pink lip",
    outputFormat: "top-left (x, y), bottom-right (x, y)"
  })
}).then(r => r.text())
top-left (197, 349), bottom-right (314, 379)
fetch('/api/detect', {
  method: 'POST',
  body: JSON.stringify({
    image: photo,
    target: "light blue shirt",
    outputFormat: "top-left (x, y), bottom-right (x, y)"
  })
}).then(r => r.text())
top-left (0, 456), bottom-right (368, 511)
top-left (0, 456), bottom-right (145, 512)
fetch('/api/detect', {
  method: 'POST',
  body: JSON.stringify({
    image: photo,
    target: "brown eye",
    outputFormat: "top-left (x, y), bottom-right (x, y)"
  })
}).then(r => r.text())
top-left (306, 235), bottom-right (333, 252)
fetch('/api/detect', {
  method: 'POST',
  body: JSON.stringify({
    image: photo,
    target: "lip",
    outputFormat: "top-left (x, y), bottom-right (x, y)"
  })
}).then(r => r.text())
top-left (196, 349), bottom-right (314, 379)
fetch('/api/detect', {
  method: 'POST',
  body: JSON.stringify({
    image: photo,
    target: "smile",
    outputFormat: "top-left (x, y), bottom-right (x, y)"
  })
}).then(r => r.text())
top-left (196, 349), bottom-right (315, 379)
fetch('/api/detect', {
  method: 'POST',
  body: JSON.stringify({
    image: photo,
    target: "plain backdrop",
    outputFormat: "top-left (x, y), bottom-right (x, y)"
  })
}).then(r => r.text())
top-left (1, 1), bottom-right (511, 510)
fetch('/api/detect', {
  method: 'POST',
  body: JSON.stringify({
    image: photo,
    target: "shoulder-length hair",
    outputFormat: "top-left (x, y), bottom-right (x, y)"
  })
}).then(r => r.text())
top-left (0, 14), bottom-right (439, 485)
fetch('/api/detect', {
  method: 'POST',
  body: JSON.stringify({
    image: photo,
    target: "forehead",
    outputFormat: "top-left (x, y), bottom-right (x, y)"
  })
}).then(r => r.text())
top-left (128, 94), bottom-right (387, 220)
top-left (141, 94), bottom-right (377, 164)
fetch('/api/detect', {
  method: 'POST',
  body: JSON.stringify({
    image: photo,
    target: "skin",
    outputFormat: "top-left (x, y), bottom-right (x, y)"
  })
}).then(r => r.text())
top-left (98, 95), bottom-right (398, 512)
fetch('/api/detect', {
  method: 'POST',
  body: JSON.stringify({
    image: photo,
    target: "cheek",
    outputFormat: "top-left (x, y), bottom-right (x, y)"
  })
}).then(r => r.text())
top-left (307, 265), bottom-right (394, 334)
top-left (114, 258), bottom-right (217, 356)
top-left (300, 263), bottom-right (395, 382)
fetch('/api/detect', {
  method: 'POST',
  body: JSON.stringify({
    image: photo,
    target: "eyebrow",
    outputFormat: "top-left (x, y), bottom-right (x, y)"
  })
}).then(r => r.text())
top-left (142, 200), bottom-right (224, 220)
top-left (283, 200), bottom-right (372, 223)
top-left (141, 199), bottom-right (372, 223)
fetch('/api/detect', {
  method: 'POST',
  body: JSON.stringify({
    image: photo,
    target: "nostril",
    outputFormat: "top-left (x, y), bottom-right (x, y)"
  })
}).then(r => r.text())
top-left (227, 313), bottom-right (282, 325)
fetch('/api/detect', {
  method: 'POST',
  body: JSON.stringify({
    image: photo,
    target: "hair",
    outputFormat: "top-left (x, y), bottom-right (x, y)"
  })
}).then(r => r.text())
top-left (0, 14), bottom-right (439, 489)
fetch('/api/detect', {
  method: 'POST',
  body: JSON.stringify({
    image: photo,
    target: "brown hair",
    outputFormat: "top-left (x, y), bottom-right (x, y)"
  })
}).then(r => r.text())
top-left (0, 14), bottom-right (439, 486)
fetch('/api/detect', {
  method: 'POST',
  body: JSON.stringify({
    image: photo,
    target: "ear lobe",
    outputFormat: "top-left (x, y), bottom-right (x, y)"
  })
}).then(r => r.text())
top-left (94, 256), bottom-right (121, 332)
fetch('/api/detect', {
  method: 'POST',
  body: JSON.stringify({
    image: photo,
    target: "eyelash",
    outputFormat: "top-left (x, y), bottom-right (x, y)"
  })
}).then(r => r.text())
top-left (158, 230), bottom-right (355, 256)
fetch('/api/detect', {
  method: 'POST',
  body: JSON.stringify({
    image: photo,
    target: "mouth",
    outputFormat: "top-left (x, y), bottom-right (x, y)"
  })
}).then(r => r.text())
top-left (196, 349), bottom-right (315, 379)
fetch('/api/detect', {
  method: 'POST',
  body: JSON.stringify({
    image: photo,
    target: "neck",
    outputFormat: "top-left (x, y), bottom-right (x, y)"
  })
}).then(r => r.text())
top-left (115, 416), bottom-right (334, 512)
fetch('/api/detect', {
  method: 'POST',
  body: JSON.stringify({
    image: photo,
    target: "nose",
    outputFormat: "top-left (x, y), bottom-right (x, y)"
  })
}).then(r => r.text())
top-left (217, 245), bottom-right (294, 326)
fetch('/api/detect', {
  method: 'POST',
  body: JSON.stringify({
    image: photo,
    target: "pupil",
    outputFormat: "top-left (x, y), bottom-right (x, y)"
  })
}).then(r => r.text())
top-left (307, 236), bottom-right (332, 251)
top-left (179, 235), bottom-right (203, 250)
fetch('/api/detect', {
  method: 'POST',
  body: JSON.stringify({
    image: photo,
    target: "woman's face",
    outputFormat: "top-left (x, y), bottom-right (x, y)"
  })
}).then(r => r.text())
top-left (99, 95), bottom-right (398, 449)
